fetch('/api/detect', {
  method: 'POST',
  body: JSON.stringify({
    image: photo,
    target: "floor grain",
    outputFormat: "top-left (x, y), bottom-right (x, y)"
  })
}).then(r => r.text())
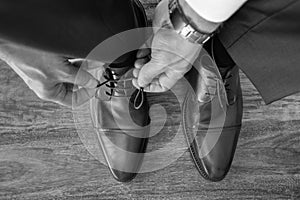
top-left (0, 1), bottom-right (300, 199)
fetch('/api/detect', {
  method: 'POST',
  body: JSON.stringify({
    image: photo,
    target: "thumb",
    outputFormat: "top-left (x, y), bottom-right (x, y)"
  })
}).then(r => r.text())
top-left (63, 61), bottom-right (99, 88)
top-left (53, 83), bottom-right (97, 107)
top-left (137, 58), bottom-right (166, 87)
top-left (74, 68), bottom-right (99, 88)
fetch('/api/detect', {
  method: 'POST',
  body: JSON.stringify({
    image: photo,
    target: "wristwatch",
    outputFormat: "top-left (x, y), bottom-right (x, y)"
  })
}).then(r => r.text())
top-left (168, 0), bottom-right (214, 44)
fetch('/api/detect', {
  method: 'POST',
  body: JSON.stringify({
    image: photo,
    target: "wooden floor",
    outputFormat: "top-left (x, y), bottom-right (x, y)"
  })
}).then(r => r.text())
top-left (0, 1), bottom-right (300, 199)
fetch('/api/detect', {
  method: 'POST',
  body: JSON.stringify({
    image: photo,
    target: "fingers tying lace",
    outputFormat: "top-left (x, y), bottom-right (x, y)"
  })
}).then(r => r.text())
top-left (95, 68), bottom-right (145, 109)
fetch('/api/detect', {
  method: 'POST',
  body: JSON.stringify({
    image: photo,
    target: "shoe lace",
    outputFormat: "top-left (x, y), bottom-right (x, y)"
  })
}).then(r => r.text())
top-left (96, 68), bottom-right (144, 109)
top-left (204, 38), bottom-right (232, 109)
top-left (205, 74), bottom-right (229, 110)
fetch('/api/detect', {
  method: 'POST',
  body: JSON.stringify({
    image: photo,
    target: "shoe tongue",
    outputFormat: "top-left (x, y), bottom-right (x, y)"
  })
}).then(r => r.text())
top-left (108, 65), bottom-right (131, 77)
top-left (107, 66), bottom-right (135, 99)
top-left (200, 54), bottom-right (230, 81)
top-left (199, 54), bottom-right (222, 79)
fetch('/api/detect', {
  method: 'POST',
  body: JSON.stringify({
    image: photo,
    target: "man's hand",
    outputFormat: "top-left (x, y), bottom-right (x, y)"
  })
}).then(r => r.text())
top-left (0, 43), bottom-right (100, 107)
top-left (132, 0), bottom-right (202, 92)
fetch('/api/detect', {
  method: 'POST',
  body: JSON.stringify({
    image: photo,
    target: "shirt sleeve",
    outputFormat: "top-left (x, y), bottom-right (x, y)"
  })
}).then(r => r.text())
top-left (185, 0), bottom-right (248, 22)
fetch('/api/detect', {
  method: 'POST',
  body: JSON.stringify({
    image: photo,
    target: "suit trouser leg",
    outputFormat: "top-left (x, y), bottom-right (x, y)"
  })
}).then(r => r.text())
top-left (0, 0), bottom-right (144, 64)
top-left (218, 0), bottom-right (300, 104)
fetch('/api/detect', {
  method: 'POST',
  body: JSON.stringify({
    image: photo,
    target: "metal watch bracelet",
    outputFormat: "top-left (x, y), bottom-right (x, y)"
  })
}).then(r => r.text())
top-left (168, 0), bottom-right (213, 45)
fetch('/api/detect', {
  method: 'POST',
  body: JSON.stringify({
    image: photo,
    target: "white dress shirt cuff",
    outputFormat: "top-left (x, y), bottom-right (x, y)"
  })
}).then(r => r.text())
top-left (185, 0), bottom-right (247, 23)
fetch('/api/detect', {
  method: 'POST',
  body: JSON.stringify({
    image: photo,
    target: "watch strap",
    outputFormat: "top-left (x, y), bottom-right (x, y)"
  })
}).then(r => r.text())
top-left (168, 0), bottom-right (213, 44)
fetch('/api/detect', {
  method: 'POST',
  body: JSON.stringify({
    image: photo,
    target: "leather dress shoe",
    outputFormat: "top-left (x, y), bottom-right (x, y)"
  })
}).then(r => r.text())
top-left (90, 0), bottom-right (150, 182)
top-left (91, 66), bottom-right (150, 182)
top-left (183, 37), bottom-right (243, 182)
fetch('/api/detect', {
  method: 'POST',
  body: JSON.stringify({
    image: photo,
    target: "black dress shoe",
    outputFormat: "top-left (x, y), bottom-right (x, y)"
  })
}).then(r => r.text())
top-left (91, 66), bottom-right (150, 182)
top-left (90, 0), bottom-right (150, 182)
top-left (183, 37), bottom-right (243, 182)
